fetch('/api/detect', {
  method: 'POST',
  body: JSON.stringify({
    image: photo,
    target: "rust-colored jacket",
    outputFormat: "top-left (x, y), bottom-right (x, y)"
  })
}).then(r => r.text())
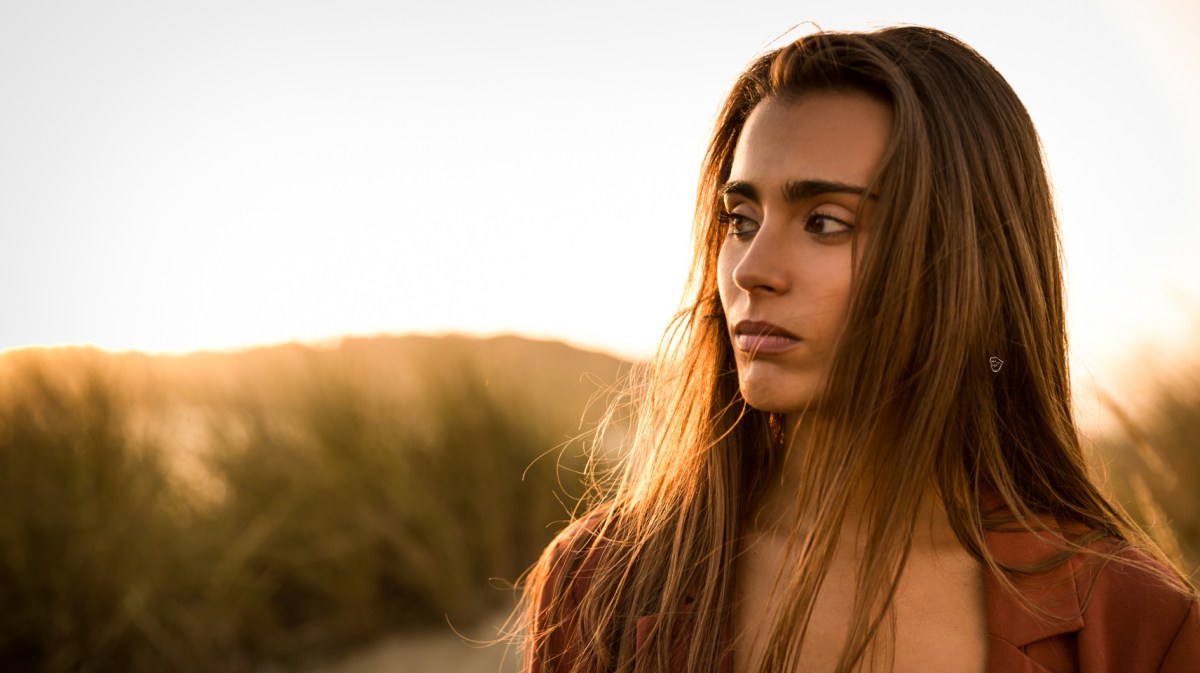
top-left (529, 515), bottom-right (1200, 672)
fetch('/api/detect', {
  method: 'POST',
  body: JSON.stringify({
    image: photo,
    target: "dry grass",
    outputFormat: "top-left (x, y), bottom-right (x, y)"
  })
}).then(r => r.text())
top-left (1093, 344), bottom-right (1200, 577)
top-left (0, 337), bottom-right (625, 672)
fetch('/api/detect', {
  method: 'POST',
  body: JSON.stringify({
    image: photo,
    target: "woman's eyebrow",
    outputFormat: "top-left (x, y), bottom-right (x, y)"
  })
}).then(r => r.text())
top-left (721, 179), bottom-right (877, 202)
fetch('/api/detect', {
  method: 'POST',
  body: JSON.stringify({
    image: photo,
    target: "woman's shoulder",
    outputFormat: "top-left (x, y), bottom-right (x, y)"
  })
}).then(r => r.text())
top-left (537, 503), bottom-right (619, 587)
top-left (984, 521), bottom-right (1200, 671)
top-left (1080, 543), bottom-right (1194, 604)
top-left (526, 504), bottom-right (620, 673)
top-left (1072, 544), bottom-right (1200, 669)
top-left (530, 501), bottom-right (628, 623)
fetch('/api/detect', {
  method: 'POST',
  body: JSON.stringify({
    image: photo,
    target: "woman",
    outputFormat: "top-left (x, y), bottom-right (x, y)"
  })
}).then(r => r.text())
top-left (521, 25), bottom-right (1200, 672)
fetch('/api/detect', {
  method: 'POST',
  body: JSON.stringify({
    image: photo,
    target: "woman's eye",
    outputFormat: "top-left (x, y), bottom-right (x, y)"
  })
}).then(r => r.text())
top-left (805, 213), bottom-right (853, 239)
top-left (724, 213), bottom-right (758, 239)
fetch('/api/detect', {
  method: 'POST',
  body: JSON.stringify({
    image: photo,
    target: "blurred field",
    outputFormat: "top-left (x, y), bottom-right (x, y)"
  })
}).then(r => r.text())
top-left (1092, 345), bottom-right (1200, 574)
top-left (0, 335), bottom-right (626, 672)
top-left (0, 333), bottom-right (1196, 673)
top-left (302, 608), bottom-right (521, 673)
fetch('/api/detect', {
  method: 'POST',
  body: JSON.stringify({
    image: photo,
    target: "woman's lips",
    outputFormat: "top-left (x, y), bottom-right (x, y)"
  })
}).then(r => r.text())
top-left (732, 320), bottom-right (802, 354)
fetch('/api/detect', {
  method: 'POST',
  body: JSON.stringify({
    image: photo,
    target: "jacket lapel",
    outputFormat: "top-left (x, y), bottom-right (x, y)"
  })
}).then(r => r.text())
top-left (983, 523), bottom-right (1086, 671)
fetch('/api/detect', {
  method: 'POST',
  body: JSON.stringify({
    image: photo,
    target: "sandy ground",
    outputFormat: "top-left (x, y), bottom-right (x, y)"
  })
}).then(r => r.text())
top-left (305, 612), bottom-right (522, 673)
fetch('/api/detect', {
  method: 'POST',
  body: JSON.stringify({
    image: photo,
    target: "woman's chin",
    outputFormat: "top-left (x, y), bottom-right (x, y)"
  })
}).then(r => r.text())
top-left (739, 385), bottom-right (820, 414)
top-left (736, 365), bottom-right (826, 413)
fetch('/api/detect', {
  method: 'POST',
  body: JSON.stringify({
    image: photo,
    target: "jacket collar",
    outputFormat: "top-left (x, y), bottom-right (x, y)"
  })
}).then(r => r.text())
top-left (983, 523), bottom-right (1086, 648)
top-left (978, 486), bottom-right (1087, 650)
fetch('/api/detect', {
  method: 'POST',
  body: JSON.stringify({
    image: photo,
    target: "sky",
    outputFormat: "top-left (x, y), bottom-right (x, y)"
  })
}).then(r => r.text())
top-left (1, 0), bottom-right (1198, 410)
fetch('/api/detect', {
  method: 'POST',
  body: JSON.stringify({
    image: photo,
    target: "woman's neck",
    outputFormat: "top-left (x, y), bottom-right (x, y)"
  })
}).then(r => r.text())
top-left (747, 411), bottom-right (959, 556)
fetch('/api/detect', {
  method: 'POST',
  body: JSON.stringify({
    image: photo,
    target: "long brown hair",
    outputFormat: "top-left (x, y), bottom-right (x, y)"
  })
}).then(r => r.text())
top-left (520, 25), bottom-right (1192, 673)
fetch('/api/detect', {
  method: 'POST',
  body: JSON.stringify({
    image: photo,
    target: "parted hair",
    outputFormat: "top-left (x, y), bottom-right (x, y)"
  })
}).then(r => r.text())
top-left (519, 24), bottom-right (1192, 673)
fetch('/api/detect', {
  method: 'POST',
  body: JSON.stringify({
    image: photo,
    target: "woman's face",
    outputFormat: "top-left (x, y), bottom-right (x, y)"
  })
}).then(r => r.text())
top-left (717, 91), bottom-right (891, 413)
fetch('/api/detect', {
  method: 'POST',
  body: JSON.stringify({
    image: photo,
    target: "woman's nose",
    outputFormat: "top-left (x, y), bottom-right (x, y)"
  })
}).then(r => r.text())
top-left (732, 221), bottom-right (792, 295)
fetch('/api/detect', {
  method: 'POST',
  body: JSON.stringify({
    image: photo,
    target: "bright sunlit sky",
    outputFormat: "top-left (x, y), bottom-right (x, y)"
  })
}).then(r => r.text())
top-left (2, 0), bottom-right (1198, 402)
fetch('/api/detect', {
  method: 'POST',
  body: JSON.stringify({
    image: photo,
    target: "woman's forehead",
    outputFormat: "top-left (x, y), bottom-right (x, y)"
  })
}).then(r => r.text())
top-left (729, 93), bottom-right (892, 193)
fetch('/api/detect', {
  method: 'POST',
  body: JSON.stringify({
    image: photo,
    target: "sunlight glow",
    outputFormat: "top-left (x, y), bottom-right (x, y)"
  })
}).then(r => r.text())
top-left (1, 1), bottom-right (1196, 389)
